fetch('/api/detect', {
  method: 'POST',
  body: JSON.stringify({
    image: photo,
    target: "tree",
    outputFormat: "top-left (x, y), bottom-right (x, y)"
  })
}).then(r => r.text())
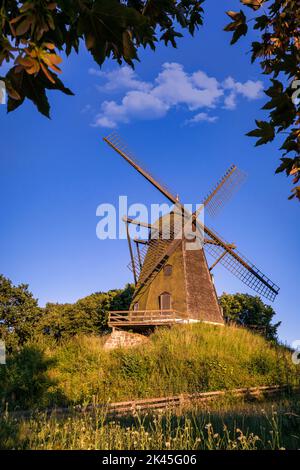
top-left (41, 284), bottom-right (134, 339)
top-left (0, 274), bottom-right (42, 350)
top-left (224, 0), bottom-right (300, 201)
top-left (219, 292), bottom-right (281, 341)
top-left (0, 0), bottom-right (204, 117)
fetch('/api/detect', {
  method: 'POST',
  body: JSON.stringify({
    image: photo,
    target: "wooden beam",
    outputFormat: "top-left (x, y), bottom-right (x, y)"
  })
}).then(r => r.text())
top-left (126, 223), bottom-right (137, 285)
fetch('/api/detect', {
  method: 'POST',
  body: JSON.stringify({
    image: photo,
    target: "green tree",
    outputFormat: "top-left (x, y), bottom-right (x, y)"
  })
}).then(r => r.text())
top-left (219, 292), bottom-right (281, 341)
top-left (41, 284), bottom-right (134, 339)
top-left (0, 274), bottom-right (42, 350)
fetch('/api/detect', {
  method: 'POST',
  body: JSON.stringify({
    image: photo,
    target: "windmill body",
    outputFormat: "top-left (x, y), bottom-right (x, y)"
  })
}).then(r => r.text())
top-left (131, 234), bottom-right (224, 325)
top-left (103, 133), bottom-right (280, 331)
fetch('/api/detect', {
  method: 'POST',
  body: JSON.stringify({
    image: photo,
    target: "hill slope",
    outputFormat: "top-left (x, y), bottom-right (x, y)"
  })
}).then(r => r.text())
top-left (1, 323), bottom-right (298, 410)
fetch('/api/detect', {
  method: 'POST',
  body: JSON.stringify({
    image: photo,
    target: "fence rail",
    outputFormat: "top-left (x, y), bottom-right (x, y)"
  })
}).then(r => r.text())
top-left (105, 385), bottom-right (295, 416)
top-left (4, 385), bottom-right (297, 419)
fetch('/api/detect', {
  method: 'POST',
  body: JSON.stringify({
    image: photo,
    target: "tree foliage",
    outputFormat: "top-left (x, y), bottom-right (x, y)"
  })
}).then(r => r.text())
top-left (0, 273), bottom-right (134, 346)
top-left (0, 0), bottom-right (204, 116)
top-left (224, 0), bottom-right (300, 200)
top-left (219, 292), bottom-right (281, 342)
top-left (0, 274), bottom-right (42, 350)
top-left (40, 283), bottom-right (134, 339)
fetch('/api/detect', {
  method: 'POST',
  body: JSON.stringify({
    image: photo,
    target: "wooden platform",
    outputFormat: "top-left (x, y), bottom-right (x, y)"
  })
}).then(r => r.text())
top-left (108, 309), bottom-right (187, 328)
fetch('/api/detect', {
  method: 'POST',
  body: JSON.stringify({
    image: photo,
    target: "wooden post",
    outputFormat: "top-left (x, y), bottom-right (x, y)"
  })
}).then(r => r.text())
top-left (126, 223), bottom-right (137, 285)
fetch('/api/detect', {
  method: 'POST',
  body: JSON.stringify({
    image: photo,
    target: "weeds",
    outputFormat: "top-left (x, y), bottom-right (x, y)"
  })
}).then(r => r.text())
top-left (0, 323), bottom-right (298, 410)
top-left (0, 398), bottom-right (299, 450)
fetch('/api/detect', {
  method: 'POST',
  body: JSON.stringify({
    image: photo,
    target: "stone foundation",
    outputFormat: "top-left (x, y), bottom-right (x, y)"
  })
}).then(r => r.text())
top-left (104, 329), bottom-right (149, 350)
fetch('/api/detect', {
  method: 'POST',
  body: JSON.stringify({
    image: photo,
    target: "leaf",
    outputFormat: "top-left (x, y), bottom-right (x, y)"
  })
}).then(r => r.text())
top-left (224, 10), bottom-right (248, 45)
top-left (275, 158), bottom-right (295, 175)
top-left (15, 18), bottom-right (31, 36)
top-left (246, 120), bottom-right (275, 146)
top-left (231, 23), bottom-right (248, 45)
top-left (122, 30), bottom-right (137, 65)
top-left (241, 0), bottom-right (264, 11)
top-left (288, 186), bottom-right (300, 201)
top-left (23, 73), bottom-right (51, 117)
top-left (40, 62), bottom-right (56, 83)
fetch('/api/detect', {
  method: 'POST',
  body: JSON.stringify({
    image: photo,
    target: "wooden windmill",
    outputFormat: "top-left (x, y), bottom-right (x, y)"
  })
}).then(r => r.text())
top-left (103, 133), bottom-right (279, 330)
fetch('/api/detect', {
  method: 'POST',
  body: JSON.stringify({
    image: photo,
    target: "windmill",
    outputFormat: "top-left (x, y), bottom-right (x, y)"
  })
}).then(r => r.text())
top-left (103, 133), bottom-right (280, 329)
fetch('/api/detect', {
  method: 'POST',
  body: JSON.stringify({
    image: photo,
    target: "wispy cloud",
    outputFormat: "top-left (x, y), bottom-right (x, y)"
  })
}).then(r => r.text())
top-left (90, 63), bottom-right (263, 128)
top-left (89, 67), bottom-right (151, 93)
top-left (185, 112), bottom-right (219, 125)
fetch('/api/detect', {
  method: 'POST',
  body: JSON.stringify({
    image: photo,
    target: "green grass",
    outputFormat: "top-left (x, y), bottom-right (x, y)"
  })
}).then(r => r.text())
top-left (1, 397), bottom-right (300, 450)
top-left (0, 323), bottom-right (298, 410)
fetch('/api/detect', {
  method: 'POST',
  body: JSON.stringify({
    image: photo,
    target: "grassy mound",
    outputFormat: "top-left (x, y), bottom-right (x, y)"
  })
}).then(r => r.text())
top-left (0, 323), bottom-right (298, 410)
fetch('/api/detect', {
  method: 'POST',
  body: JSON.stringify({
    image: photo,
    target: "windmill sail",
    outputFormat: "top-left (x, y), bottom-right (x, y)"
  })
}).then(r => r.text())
top-left (203, 165), bottom-right (246, 217)
top-left (203, 226), bottom-right (280, 302)
top-left (103, 133), bottom-right (280, 303)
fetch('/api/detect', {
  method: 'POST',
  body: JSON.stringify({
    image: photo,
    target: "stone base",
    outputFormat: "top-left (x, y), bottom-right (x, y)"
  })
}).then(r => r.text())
top-left (103, 329), bottom-right (149, 350)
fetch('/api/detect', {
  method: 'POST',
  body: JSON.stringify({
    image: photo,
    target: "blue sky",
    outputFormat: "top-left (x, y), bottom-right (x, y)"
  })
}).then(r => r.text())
top-left (0, 0), bottom-right (299, 345)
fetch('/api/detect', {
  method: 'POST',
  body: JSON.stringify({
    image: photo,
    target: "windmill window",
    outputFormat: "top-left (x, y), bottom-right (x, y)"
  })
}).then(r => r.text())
top-left (164, 264), bottom-right (173, 276)
top-left (133, 302), bottom-right (139, 311)
top-left (159, 292), bottom-right (171, 311)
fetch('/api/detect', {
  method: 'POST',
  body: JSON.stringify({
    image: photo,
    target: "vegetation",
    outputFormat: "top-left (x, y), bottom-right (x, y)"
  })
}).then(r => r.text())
top-left (0, 274), bottom-right (280, 346)
top-left (0, 274), bottom-right (298, 450)
top-left (1, 1), bottom-right (299, 199)
top-left (0, 274), bottom-right (42, 351)
top-left (220, 292), bottom-right (281, 341)
top-left (41, 284), bottom-right (134, 339)
top-left (1, 397), bottom-right (300, 449)
top-left (0, 323), bottom-right (298, 411)
top-left (224, 0), bottom-right (300, 201)
top-left (0, 274), bottom-right (134, 345)
top-left (0, 0), bottom-right (204, 116)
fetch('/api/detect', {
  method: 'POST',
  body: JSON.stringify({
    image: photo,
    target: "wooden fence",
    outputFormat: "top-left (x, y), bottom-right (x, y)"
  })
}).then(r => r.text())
top-left (103, 385), bottom-right (295, 416)
top-left (3, 385), bottom-right (297, 419)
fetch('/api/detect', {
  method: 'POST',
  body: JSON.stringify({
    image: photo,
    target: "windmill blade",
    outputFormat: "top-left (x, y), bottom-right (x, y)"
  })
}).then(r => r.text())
top-left (203, 225), bottom-right (280, 302)
top-left (203, 165), bottom-right (246, 217)
top-left (104, 133), bottom-right (279, 302)
top-left (103, 132), bottom-right (178, 205)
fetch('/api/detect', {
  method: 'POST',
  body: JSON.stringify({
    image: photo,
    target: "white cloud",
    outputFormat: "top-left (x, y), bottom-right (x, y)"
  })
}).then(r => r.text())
top-left (151, 63), bottom-right (223, 110)
top-left (93, 91), bottom-right (169, 129)
top-left (91, 63), bottom-right (263, 127)
top-left (89, 67), bottom-right (151, 92)
top-left (223, 92), bottom-right (237, 111)
top-left (223, 76), bottom-right (263, 110)
top-left (185, 112), bottom-right (219, 125)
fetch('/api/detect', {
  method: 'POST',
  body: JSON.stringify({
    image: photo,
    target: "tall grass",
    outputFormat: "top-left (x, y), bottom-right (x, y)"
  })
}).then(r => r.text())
top-left (1, 398), bottom-right (300, 450)
top-left (0, 323), bottom-right (298, 410)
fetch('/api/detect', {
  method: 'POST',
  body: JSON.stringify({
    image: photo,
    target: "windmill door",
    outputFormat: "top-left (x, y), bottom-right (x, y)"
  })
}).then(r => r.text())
top-left (159, 292), bottom-right (171, 312)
